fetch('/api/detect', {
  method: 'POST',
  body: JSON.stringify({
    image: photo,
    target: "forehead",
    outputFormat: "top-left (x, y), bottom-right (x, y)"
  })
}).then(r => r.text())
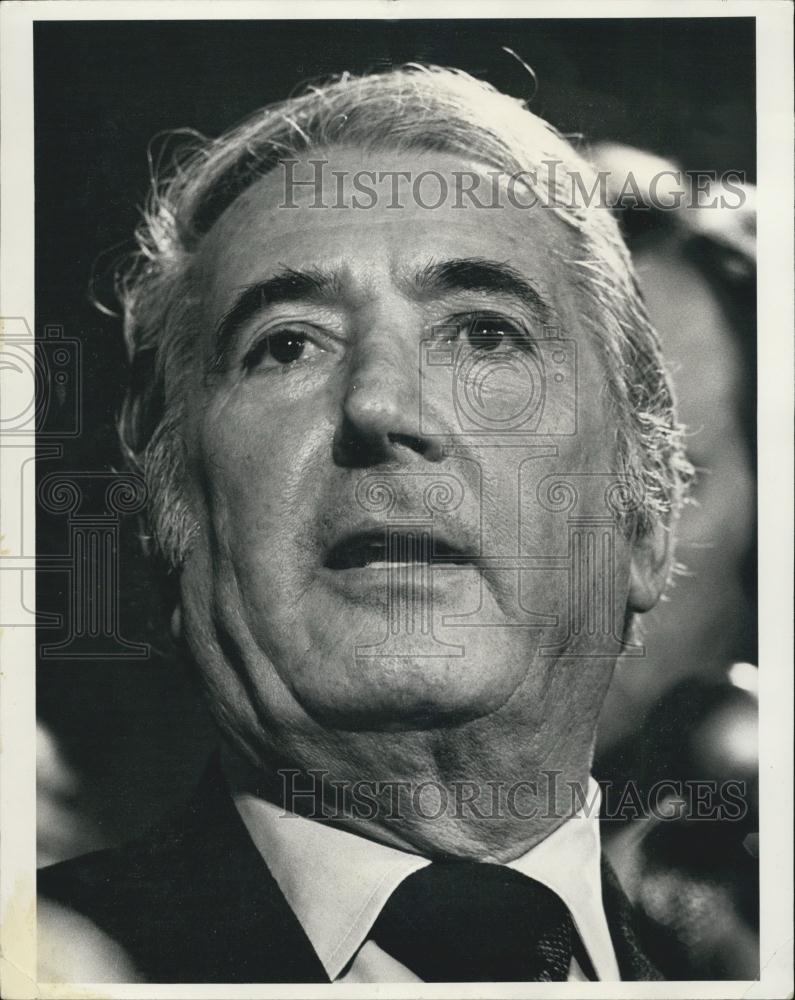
top-left (195, 147), bottom-right (584, 327)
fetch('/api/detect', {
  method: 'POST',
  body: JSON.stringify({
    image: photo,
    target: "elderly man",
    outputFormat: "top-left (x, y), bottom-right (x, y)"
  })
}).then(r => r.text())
top-left (39, 65), bottom-right (691, 983)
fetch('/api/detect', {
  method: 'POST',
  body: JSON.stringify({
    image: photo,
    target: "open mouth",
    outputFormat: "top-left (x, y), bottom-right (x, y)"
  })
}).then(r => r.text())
top-left (324, 530), bottom-right (472, 570)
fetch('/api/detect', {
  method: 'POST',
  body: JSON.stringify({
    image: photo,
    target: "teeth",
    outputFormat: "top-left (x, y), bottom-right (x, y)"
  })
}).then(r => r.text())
top-left (325, 532), bottom-right (469, 570)
top-left (369, 537), bottom-right (428, 566)
top-left (327, 532), bottom-right (432, 569)
top-left (363, 543), bottom-right (389, 566)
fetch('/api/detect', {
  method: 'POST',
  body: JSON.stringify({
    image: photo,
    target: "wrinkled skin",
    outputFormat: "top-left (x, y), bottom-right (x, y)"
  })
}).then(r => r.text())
top-left (178, 149), bottom-right (667, 858)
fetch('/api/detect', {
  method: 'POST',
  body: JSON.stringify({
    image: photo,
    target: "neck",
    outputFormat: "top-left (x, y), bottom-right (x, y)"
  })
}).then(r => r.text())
top-left (223, 717), bottom-right (597, 862)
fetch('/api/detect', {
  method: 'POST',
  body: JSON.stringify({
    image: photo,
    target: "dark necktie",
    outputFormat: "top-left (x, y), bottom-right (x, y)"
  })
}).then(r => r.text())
top-left (370, 860), bottom-right (575, 982)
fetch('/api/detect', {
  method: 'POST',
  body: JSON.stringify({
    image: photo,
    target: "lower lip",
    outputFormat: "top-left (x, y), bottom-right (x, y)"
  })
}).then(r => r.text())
top-left (318, 562), bottom-right (478, 603)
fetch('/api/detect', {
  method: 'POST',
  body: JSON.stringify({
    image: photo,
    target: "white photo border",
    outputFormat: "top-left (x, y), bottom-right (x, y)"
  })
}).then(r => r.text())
top-left (1, 2), bottom-right (791, 997)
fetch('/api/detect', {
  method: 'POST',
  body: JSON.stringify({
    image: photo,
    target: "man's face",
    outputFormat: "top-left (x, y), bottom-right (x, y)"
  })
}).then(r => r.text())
top-left (179, 148), bottom-right (649, 754)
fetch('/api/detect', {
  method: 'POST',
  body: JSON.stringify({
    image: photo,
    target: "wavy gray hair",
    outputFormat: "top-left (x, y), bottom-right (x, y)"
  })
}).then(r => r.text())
top-left (115, 64), bottom-right (691, 570)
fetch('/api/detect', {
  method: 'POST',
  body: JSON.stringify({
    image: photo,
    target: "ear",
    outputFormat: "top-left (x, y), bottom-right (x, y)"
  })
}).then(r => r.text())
top-left (628, 521), bottom-right (672, 613)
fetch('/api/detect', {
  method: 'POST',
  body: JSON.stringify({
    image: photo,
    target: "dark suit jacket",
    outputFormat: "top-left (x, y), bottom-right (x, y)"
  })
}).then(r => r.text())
top-left (39, 758), bottom-right (663, 983)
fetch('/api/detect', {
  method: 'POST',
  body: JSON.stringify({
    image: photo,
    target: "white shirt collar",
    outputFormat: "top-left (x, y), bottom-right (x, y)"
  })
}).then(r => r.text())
top-left (226, 762), bottom-right (619, 982)
top-left (504, 780), bottom-right (620, 981)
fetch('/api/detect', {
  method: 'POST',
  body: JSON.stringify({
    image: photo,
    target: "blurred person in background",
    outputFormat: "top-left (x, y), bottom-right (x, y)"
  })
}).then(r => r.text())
top-left (591, 143), bottom-right (758, 980)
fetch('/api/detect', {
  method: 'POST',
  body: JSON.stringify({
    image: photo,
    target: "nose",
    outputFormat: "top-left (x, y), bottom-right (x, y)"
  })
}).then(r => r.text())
top-left (334, 325), bottom-right (445, 467)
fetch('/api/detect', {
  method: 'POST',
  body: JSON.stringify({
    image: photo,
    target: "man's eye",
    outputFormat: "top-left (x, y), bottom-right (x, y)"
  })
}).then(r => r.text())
top-left (243, 330), bottom-right (315, 371)
top-left (464, 315), bottom-right (526, 352)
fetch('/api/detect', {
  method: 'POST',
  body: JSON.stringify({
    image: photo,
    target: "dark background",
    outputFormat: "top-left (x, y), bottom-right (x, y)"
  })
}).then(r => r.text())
top-left (35, 18), bottom-right (756, 852)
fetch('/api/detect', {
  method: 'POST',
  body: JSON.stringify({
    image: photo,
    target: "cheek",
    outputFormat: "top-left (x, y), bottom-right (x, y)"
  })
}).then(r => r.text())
top-left (196, 395), bottom-right (326, 533)
top-left (508, 378), bottom-right (634, 620)
top-left (185, 394), bottom-right (336, 624)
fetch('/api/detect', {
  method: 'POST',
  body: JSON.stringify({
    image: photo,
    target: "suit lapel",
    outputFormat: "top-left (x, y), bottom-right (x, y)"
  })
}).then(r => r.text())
top-left (40, 752), bottom-right (331, 983)
top-left (600, 856), bottom-right (664, 981)
top-left (160, 754), bottom-right (331, 982)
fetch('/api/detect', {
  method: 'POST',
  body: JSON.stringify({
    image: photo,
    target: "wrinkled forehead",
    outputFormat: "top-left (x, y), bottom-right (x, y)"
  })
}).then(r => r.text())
top-left (194, 146), bottom-right (593, 336)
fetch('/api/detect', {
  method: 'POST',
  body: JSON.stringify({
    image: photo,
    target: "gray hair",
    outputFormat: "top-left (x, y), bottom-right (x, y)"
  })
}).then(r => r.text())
top-left (116, 64), bottom-right (691, 570)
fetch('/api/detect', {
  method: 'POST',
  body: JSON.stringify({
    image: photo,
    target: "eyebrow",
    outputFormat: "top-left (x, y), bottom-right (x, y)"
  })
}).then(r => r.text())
top-left (209, 256), bottom-right (554, 374)
top-left (209, 266), bottom-right (340, 374)
top-left (408, 257), bottom-right (554, 325)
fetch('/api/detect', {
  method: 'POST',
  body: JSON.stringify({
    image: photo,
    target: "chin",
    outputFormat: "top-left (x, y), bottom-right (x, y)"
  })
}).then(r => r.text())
top-left (285, 650), bottom-right (525, 733)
